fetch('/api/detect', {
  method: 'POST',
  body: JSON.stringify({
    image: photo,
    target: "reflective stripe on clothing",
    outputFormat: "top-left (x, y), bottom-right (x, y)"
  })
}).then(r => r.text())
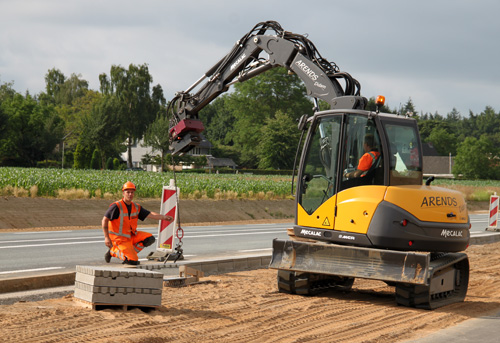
top-left (357, 150), bottom-right (381, 171)
top-left (108, 200), bottom-right (141, 239)
top-left (109, 230), bottom-right (152, 262)
top-left (107, 199), bottom-right (150, 262)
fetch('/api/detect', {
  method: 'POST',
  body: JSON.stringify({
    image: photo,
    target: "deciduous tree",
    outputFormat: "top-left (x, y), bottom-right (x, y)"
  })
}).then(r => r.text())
top-left (258, 110), bottom-right (301, 169)
top-left (99, 64), bottom-right (164, 168)
top-left (453, 135), bottom-right (499, 179)
top-left (143, 113), bottom-right (170, 171)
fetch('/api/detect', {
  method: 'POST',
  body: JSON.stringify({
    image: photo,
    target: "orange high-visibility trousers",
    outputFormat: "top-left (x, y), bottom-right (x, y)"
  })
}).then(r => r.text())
top-left (110, 231), bottom-right (152, 262)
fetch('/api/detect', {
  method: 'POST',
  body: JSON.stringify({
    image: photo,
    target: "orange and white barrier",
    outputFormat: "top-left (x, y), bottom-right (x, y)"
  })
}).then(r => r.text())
top-left (157, 179), bottom-right (179, 252)
top-left (486, 193), bottom-right (499, 232)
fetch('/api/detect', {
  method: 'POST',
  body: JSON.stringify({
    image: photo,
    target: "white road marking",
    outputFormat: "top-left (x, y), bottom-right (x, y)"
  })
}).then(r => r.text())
top-left (0, 267), bottom-right (65, 275)
top-left (0, 240), bottom-right (103, 249)
top-left (239, 248), bottom-right (272, 252)
top-left (0, 230), bottom-right (286, 249)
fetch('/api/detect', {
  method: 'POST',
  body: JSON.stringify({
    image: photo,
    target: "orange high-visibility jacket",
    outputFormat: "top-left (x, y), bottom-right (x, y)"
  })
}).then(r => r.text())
top-left (358, 151), bottom-right (381, 172)
top-left (108, 200), bottom-right (141, 239)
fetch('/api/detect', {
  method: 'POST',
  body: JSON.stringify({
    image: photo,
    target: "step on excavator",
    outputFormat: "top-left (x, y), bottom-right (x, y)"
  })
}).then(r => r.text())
top-left (167, 21), bottom-right (470, 309)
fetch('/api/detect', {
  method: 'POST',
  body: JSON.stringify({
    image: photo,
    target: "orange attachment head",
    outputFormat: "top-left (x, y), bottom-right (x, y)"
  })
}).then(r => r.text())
top-left (122, 181), bottom-right (136, 191)
top-left (376, 95), bottom-right (386, 106)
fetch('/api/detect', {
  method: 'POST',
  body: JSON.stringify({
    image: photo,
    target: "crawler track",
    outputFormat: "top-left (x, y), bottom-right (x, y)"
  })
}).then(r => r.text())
top-left (277, 252), bottom-right (469, 309)
top-left (277, 270), bottom-right (354, 296)
top-left (395, 252), bottom-right (469, 309)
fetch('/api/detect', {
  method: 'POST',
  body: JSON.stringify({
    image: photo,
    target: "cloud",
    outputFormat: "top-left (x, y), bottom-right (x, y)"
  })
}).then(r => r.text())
top-left (0, 0), bottom-right (499, 116)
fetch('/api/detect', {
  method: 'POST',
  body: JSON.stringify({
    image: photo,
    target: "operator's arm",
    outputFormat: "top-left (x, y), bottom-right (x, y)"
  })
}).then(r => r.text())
top-left (102, 216), bottom-right (112, 248)
top-left (345, 153), bottom-right (372, 178)
top-left (345, 169), bottom-right (364, 179)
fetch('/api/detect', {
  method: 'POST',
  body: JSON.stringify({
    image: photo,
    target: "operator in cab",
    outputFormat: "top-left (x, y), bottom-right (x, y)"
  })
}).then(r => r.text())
top-left (344, 134), bottom-right (380, 179)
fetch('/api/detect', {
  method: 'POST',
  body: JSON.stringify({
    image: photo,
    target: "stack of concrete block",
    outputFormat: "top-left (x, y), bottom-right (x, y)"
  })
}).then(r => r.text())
top-left (74, 265), bottom-right (163, 308)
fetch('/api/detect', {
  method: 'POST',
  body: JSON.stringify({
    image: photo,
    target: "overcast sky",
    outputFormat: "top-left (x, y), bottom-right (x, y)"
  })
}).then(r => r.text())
top-left (1, 0), bottom-right (499, 116)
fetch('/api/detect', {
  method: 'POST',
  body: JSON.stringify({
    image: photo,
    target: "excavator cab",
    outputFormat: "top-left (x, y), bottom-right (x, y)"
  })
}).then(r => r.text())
top-left (294, 109), bottom-right (469, 252)
top-left (298, 111), bottom-right (390, 218)
top-left (297, 110), bottom-right (422, 216)
top-left (299, 110), bottom-right (423, 201)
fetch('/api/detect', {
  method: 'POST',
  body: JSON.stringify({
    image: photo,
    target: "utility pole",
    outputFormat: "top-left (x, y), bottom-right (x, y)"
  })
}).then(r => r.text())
top-left (61, 131), bottom-right (73, 169)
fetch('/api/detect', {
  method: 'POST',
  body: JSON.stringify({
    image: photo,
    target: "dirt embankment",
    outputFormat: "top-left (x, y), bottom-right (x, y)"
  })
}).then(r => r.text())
top-left (0, 196), bottom-right (296, 231)
top-left (0, 196), bottom-right (489, 232)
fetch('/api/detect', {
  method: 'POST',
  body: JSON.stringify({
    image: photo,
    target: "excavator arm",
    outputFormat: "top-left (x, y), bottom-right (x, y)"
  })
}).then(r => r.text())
top-left (168, 20), bottom-right (367, 155)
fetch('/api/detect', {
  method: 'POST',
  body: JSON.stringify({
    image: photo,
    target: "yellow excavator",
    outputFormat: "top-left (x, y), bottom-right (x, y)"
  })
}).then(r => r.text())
top-left (167, 21), bottom-right (470, 309)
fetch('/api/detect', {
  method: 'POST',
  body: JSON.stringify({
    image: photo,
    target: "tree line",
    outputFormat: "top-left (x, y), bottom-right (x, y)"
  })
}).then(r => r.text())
top-left (0, 65), bottom-right (499, 179)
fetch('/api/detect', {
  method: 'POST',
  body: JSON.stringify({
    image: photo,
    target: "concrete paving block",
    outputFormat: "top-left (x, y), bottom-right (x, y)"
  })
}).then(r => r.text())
top-left (139, 264), bottom-right (166, 271)
top-left (247, 257), bottom-right (264, 269)
top-left (200, 262), bottom-right (220, 275)
top-left (182, 263), bottom-right (203, 271)
top-left (75, 271), bottom-right (163, 289)
top-left (76, 265), bottom-right (163, 279)
top-left (74, 288), bottom-right (161, 306)
top-left (74, 265), bottom-right (163, 307)
top-left (233, 259), bottom-right (249, 271)
top-left (260, 256), bottom-right (271, 266)
top-left (74, 282), bottom-right (160, 296)
top-left (218, 260), bottom-right (236, 273)
top-left (470, 233), bottom-right (500, 245)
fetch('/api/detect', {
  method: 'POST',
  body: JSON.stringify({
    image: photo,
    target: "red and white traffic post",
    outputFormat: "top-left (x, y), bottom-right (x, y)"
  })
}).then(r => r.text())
top-left (486, 192), bottom-right (499, 232)
top-left (147, 179), bottom-right (180, 260)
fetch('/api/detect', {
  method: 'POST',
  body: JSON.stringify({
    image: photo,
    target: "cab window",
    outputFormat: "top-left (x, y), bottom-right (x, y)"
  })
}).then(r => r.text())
top-left (383, 122), bottom-right (422, 185)
top-left (340, 115), bottom-right (383, 190)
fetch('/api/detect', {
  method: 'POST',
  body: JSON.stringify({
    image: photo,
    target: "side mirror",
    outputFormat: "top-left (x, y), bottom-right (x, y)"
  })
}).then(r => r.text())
top-left (425, 176), bottom-right (435, 186)
top-left (297, 114), bottom-right (309, 131)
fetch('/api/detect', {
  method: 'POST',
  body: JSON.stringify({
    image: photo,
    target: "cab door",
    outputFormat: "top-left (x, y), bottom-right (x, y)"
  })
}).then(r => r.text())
top-left (335, 113), bottom-right (386, 234)
top-left (296, 113), bottom-right (342, 230)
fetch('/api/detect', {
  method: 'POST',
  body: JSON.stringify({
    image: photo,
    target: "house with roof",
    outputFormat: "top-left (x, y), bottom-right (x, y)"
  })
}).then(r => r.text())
top-left (421, 142), bottom-right (454, 177)
top-left (122, 137), bottom-right (236, 172)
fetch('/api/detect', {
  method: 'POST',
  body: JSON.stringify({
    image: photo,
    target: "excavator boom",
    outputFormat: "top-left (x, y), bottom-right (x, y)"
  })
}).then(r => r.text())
top-left (168, 21), bottom-right (366, 155)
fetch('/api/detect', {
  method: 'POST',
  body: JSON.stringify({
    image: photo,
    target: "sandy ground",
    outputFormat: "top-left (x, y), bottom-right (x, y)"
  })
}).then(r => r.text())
top-left (0, 197), bottom-right (499, 342)
top-left (1, 241), bottom-right (500, 343)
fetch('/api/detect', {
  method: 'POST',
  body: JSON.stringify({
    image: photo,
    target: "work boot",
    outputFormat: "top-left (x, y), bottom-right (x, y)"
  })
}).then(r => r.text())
top-left (122, 258), bottom-right (140, 265)
top-left (142, 235), bottom-right (155, 247)
top-left (104, 250), bottom-right (111, 263)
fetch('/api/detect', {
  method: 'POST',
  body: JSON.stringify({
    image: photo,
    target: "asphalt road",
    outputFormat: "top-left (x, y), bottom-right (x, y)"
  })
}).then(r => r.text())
top-left (0, 222), bottom-right (290, 277)
top-left (0, 213), bottom-right (497, 278)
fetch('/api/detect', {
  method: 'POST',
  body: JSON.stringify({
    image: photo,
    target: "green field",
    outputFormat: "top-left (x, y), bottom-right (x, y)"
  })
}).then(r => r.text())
top-left (1, 167), bottom-right (499, 201)
top-left (429, 178), bottom-right (500, 201)
top-left (0, 167), bottom-right (293, 200)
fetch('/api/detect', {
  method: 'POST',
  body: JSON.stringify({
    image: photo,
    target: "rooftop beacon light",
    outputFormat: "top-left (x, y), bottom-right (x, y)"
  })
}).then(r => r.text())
top-left (375, 95), bottom-right (385, 113)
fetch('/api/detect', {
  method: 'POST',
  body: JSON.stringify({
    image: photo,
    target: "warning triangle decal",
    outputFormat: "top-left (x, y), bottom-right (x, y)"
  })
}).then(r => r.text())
top-left (322, 217), bottom-right (330, 226)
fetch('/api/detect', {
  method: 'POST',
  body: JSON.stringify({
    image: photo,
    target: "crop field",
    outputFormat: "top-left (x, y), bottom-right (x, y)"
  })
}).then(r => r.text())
top-left (0, 167), bottom-right (293, 200)
top-left (1, 167), bottom-right (499, 201)
top-left (430, 178), bottom-right (500, 201)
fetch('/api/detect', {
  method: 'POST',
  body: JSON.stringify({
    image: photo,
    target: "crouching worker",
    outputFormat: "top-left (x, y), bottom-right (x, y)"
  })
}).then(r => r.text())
top-left (102, 181), bottom-right (173, 265)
